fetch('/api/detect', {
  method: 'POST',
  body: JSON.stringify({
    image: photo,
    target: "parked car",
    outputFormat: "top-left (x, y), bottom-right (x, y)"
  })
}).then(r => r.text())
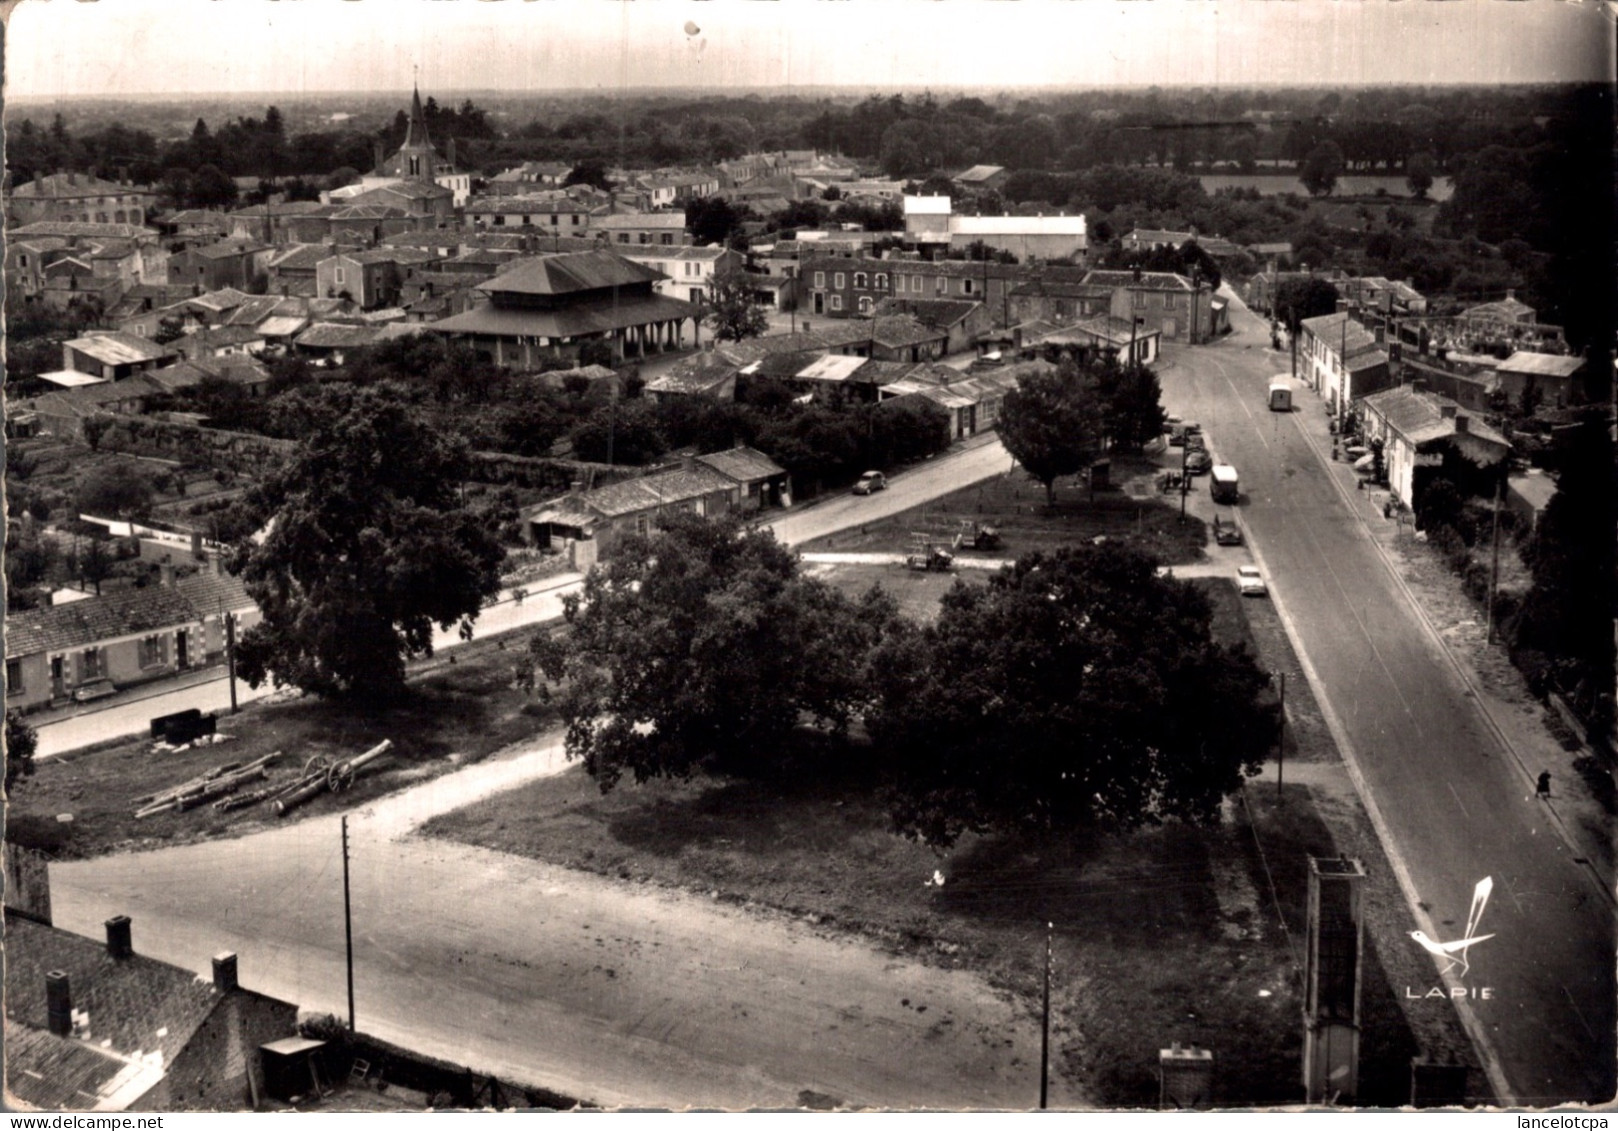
top-left (1184, 449), bottom-right (1213, 475)
top-left (1236, 565), bottom-right (1267, 597)
top-left (852, 471), bottom-right (887, 495)
top-left (1213, 514), bottom-right (1243, 546)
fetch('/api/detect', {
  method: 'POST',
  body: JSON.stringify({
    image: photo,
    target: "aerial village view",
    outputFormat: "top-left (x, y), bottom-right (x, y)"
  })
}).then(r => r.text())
top-left (1, 0), bottom-right (1613, 1117)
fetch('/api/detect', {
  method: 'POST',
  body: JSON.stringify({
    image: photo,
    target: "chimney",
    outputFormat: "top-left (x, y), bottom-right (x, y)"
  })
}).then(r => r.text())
top-left (1410, 378), bottom-right (1427, 394)
top-left (1439, 404), bottom-right (1457, 420)
top-left (1454, 414), bottom-right (1470, 433)
top-left (1505, 289), bottom-right (1515, 302)
top-left (447, 137), bottom-right (457, 169)
top-left (212, 952), bottom-right (239, 993)
top-left (105, 914), bottom-right (134, 958)
top-left (373, 139), bottom-right (386, 171)
top-left (46, 971), bottom-right (73, 1037)
top-left (159, 562), bottom-right (176, 588)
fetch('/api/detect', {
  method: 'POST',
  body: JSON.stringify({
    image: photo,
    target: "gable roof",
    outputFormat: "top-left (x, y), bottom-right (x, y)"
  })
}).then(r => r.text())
top-left (174, 570), bottom-right (256, 615)
top-left (871, 314), bottom-right (946, 349)
top-left (953, 165), bottom-right (1006, 184)
top-left (481, 251), bottom-right (664, 296)
top-left (874, 297), bottom-right (982, 329)
top-left (1082, 269), bottom-right (1195, 292)
top-left (694, 447), bottom-right (787, 484)
top-left (63, 332), bottom-right (172, 367)
top-left (1299, 311), bottom-right (1381, 360)
top-left (10, 221), bottom-right (155, 241)
top-left (1495, 351), bottom-right (1584, 378)
top-left (5, 583), bottom-right (201, 659)
top-left (1361, 386), bottom-right (1510, 449)
top-left (295, 322), bottom-right (384, 350)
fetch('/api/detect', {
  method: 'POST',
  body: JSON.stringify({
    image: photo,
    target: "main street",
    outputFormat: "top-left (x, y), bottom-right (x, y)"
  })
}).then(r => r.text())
top-left (1161, 291), bottom-right (1613, 1104)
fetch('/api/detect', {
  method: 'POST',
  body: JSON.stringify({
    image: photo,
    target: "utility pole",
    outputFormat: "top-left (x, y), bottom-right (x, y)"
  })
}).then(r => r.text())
top-left (1274, 670), bottom-right (1286, 800)
top-left (1040, 922), bottom-right (1053, 1111)
top-left (341, 815), bottom-right (356, 1032)
top-left (223, 608), bottom-right (239, 714)
top-left (1179, 440), bottom-right (1189, 523)
top-left (1484, 473), bottom-right (1505, 645)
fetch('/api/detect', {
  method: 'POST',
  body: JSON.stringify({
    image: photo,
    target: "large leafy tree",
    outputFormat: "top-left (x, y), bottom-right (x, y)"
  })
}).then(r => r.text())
top-left (700, 267), bottom-right (770, 344)
top-left (1508, 411), bottom-right (1617, 731)
top-left (996, 363), bottom-right (1105, 506)
top-left (5, 711), bottom-right (38, 797)
top-left (867, 544), bottom-right (1277, 847)
top-left (521, 513), bottom-right (899, 789)
top-left (231, 386), bottom-right (504, 700)
top-left (1094, 358), bottom-right (1167, 452)
top-left (1273, 277), bottom-right (1340, 336)
top-left (1299, 141), bottom-right (1346, 197)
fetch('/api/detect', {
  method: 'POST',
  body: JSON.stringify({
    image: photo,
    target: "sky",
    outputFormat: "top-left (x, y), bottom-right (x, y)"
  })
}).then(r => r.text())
top-left (4, 0), bottom-right (1613, 99)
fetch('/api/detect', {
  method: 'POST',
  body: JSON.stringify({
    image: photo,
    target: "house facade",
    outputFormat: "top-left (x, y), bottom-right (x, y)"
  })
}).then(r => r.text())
top-left (1299, 311), bottom-right (1393, 419)
top-left (617, 245), bottom-right (745, 304)
top-left (521, 448), bottom-right (787, 562)
top-left (1358, 386), bottom-right (1511, 511)
top-left (594, 213), bottom-right (691, 248)
top-left (7, 171), bottom-right (156, 227)
top-left (1083, 270), bottom-right (1217, 344)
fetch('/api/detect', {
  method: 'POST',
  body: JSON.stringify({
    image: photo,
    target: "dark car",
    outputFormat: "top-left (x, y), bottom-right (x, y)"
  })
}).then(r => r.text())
top-left (853, 471), bottom-right (887, 495)
top-left (1184, 449), bottom-right (1213, 475)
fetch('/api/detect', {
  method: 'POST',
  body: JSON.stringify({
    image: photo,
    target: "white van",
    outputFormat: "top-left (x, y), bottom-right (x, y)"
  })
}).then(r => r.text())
top-left (1210, 464), bottom-right (1239, 504)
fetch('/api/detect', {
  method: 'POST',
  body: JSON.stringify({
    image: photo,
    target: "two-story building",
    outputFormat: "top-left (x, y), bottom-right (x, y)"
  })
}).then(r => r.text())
top-left (465, 195), bottom-right (595, 236)
top-left (167, 241), bottom-right (271, 293)
top-left (1358, 386), bottom-right (1511, 512)
top-left (594, 212), bottom-right (691, 248)
top-left (7, 170), bottom-right (156, 227)
top-left (1299, 310), bottom-right (1393, 419)
top-left (616, 245), bottom-right (744, 304)
top-left (1082, 270), bottom-right (1218, 344)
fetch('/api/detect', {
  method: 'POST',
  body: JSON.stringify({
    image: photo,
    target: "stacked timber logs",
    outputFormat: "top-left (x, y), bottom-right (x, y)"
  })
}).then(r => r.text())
top-left (133, 740), bottom-right (395, 821)
top-left (133, 753), bottom-right (281, 819)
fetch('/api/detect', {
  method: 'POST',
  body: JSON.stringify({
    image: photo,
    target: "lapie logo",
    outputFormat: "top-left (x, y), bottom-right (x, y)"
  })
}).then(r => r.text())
top-left (1407, 877), bottom-right (1495, 1001)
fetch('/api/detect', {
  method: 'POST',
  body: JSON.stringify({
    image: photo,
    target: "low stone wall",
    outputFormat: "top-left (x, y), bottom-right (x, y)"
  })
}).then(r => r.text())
top-left (90, 413), bottom-right (296, 475)
top-left (468, 450), bottom-right (637, 492)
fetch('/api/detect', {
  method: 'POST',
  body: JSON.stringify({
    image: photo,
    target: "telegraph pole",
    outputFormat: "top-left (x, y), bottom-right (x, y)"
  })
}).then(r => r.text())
top-left (1040, 922), bottom-right (1053, 1110)
top-left (1274, 670), bottom-right (1286, 800)
top-left (1485, 474), bottom-right (1505, 645)
top-left (223, 608), bottom-right (239, 714)
top-left (342, 816), bottom-right (355, 1032)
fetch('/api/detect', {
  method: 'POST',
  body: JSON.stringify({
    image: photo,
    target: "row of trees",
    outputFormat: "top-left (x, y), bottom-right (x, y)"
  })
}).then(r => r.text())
top-left (519, 512), bottom-right (1277, 847)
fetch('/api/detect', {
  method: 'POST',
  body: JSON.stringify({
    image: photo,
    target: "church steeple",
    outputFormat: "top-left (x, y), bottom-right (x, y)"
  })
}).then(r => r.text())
top-left (403, 83), bottom-right (431, 151)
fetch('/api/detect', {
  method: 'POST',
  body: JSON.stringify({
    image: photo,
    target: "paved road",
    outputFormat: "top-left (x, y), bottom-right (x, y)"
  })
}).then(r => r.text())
top-left (763, 434), bottom-right (1016, 548)
top-left (1161, 293), bottom-right (1614, 1104)
top-left (51, 735), bottom-right (1072, 1111)
top-left (34, 579), bottom-right (583, 759)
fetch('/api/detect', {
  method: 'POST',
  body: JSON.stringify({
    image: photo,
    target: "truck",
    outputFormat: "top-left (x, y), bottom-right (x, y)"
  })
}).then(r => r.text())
top-left (1210, 464), bottom-right (1239, 504)
top-left (1268, 379), bottom-right (1293, 412)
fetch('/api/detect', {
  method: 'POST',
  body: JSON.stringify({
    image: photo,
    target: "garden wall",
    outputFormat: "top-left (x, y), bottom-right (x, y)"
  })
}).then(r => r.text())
top-left (90, 413), bottom-right (296, 475)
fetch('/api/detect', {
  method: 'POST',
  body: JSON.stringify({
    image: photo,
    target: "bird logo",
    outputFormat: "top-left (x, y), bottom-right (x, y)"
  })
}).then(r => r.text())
top-left (1410, 877), bottom-right (1494, 978)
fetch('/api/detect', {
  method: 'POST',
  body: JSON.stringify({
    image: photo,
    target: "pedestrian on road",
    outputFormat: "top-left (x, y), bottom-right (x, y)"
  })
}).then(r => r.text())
top-left (1537, 771), bottom-right (1552, 799)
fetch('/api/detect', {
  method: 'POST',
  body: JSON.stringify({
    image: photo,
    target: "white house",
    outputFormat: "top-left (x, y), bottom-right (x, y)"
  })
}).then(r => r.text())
top-left (617, 245), bottom-right (745, 304)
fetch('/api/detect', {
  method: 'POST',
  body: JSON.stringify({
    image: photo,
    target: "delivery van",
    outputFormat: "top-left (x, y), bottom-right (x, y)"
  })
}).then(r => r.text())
top-left (1268, 380), bottom-right (1293, 412)
top-left (1210, 464), bottom-right (1239, 504)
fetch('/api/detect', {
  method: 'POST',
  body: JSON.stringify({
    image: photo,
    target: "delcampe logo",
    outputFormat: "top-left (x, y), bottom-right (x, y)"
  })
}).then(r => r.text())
top-left (1408, 877), bottom-right (1495, 1001)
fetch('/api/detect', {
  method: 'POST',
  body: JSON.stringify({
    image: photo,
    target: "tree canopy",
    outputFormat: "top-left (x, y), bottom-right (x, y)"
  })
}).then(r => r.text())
top-left (521, 513), bottom-right (899, 789)
top-left (5, 711), bottom-right (38, 797)
top-left (1273, 277), bottom-right (1341, 335)
top-left (701, 267), bottom-right (770, 344)
top-left (866, 544), bottom-right (1277, 847)
top-left (231, 386), bottom-right (505, 700)
top-left (1508, 410), bottom-right (1617, 731)
top-left (1299, 141), bottom-right (1346, 197)
top-left (996, 363), bottom-right (1106, 506)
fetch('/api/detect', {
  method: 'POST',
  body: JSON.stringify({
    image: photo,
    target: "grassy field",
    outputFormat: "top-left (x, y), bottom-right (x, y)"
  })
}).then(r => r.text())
top-left (800, 453), bottom-right (1209, 567)
top-left (423, 576), bottom-right (1479, 1106)
top-left (10, 627), bottom-right (557, 861)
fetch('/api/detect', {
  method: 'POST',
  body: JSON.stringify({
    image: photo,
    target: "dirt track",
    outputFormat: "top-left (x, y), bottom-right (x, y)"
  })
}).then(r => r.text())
top-left (50, 733), bottom-right (1084, 1110)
